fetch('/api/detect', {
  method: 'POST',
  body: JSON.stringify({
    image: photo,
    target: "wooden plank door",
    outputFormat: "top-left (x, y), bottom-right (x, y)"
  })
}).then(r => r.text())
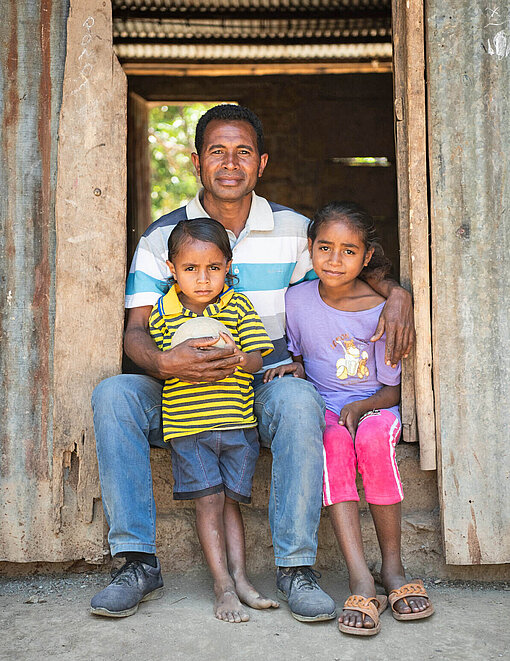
top-left (391, 0), bottom-right (436, 471)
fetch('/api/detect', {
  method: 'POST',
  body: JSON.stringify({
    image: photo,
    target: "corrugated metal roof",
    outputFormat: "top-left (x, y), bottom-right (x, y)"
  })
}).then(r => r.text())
top-left (115, 41), bottom-right (392, 60)
top-left (113, 0), bottom-right (390, 14)
top-left (113, 0), bottom-right (391, 62)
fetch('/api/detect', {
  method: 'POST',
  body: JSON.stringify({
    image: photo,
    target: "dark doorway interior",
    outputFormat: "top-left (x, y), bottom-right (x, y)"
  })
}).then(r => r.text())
top-left (128, 72), bottom-right (399, 274)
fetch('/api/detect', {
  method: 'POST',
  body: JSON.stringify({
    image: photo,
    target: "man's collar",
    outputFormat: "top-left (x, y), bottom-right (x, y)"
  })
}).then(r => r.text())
top-left (186, 190), bottom-right (274, 232)
top-left (158, 283), bottom-right (235, 318)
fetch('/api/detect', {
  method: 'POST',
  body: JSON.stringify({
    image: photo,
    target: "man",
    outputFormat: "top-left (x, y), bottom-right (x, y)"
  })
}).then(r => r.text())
top-left (90, 105), bottom-right (414, 620)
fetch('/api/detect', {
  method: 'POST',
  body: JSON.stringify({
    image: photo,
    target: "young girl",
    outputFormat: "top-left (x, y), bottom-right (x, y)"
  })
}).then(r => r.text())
top-left (264, 201), bottom-right (433, 635)
top-left (148, 217), bottom-right (279, 623)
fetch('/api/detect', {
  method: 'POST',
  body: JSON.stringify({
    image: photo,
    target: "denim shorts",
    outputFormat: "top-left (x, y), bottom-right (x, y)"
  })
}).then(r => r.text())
top-left (170, 427), bottom-right (260, 503)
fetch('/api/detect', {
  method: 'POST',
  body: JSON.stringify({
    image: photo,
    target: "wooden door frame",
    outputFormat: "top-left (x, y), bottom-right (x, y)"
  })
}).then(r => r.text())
top-left (392, 0), bottom-right (436, 470)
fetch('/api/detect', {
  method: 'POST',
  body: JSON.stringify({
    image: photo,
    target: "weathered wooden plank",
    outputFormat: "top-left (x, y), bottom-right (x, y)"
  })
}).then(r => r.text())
top-left (391, 0), bottom-right (418, 446)
top-left (403, 0), bottom-right (436, 470)
top-left (392, 0), bottom-right (436, 470)
top-left (121, 62), bottom-right (393, 76)
top-left (427, 1), bottom-right (510, 563)
top-left (52, 0), bottom-right (127, 561)
top-left (0, 0), bottom-right (69, 562)
top-left (127, 92), bottom-right (152, 265)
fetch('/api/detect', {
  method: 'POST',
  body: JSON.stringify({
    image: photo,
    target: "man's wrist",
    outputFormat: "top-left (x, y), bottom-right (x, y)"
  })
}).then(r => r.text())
top-left (154, 346), bottom-right (175, 379)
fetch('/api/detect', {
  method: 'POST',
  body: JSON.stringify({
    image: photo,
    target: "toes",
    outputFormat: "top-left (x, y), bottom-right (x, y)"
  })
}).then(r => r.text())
top-left (341, 609), bottom-right (373, 629)
top-left (395, 598), bottom-right (412, 614)
top-left (256, 597), bottom-right (280, 609)
top-left (409, 597), bottom-right (429, 612)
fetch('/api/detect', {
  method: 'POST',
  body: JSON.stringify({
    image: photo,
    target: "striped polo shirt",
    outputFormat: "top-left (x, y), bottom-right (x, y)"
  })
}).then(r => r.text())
top-left (148, 284), bottom-right (274, 439)
top-left (126, 190), bottom-right (315, 371)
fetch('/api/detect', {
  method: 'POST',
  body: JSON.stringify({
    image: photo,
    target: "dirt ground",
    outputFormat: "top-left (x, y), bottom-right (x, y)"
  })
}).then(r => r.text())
top-left (1, 570), bottom-right (509, 661)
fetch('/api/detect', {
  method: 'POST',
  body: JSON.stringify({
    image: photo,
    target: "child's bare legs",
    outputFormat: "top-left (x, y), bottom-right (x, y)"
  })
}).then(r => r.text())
top-left (223, 496), bottom-right (279, 610)
top-left (330, 501), bottom-right (378, 630)
top-left (370, 503), bottom-right (430, 615)
top-left (195, 492), bottom-right (249, 623)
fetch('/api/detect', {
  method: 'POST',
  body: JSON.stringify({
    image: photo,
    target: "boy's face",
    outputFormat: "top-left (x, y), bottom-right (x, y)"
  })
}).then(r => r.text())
top-left (191, 120), bottom-right (268, 204)
top-left (167, 238), bottom-right (231, 315)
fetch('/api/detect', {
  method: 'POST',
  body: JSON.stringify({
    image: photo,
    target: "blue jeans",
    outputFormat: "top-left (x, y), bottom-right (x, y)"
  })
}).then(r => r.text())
top-left (92, 373), bottom-right (325, 566)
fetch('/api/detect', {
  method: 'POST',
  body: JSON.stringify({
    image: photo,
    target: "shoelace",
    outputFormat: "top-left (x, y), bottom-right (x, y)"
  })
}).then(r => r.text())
top-left (110, 561), bottom-right (145, 586)
top-left (290, 567), bottom-right (322, 592)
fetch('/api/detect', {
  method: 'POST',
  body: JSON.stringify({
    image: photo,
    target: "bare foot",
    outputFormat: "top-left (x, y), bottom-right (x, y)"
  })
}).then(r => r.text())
top-left (234, 576), bottom-right (280, 610)
top-left (338, 577), bottom-right (376, 630)
top-left (382, 569), bottom-right (430, 615)
top-left (214, 586), bottom-right (250, 623)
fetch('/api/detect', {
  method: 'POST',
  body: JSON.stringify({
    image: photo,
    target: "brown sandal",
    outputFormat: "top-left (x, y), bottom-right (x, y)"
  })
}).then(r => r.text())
top-left (388, 580), bottom-right (435, 621)
top-left (338, 594), bottom-right (388, 636)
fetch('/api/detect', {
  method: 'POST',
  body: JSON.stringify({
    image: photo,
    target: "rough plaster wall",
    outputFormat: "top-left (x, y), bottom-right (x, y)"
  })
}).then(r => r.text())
top-left (52, 0), bottom-right (127, 562)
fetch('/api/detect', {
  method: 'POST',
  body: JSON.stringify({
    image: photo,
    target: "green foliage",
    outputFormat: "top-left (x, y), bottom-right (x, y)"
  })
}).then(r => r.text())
top-left (148, 103), bottom-right (218, 221)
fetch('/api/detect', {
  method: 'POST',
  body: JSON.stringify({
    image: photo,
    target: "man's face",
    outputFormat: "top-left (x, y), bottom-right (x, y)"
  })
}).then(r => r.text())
top-left (191, 120), bottom-right (268, 203)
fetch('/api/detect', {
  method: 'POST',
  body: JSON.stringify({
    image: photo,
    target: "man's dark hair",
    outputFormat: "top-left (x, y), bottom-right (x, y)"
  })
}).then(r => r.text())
top-left (195, 104), bottom-right (265, 156)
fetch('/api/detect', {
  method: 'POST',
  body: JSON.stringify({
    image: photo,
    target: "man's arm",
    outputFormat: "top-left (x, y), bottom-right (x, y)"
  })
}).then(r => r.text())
top-left (124, 307), bottom-right (242, 382)
top-left (363, 274), bottom-right (415, 367)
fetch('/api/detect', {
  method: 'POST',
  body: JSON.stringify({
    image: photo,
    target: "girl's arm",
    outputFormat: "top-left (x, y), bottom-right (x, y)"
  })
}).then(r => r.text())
top-left (339, 385), bottom-right (400, 439)
top-left (263, 354), bottom-right (305, 383)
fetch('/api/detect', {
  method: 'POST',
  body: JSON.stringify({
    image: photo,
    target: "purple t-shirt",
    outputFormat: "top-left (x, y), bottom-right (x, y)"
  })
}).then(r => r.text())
top-left (285, 279), bottom-right (401, 419)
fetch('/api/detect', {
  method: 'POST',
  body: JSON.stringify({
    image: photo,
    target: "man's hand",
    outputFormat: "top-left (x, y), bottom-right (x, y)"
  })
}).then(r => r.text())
top-left (338, 402), bottom-right (364, 439)
top-left (263, 361), bottom-right (305, 383)
top-left (218, 332), bottom-right (263, 374)
top-left (370, 286), bottom-right (415, 367)
top-left (157, 336), bottom-right (242, 383)
top-left (123, 306), bottom-right (241, 382)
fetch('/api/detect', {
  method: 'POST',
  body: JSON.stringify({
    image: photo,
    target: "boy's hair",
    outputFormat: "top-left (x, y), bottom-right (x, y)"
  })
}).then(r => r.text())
top-left (195, 104), bottom-right (265, 156)
top-left (308, 201), bottom-right (393, 280)
top-left (168, 218), bottom-right (234, 284)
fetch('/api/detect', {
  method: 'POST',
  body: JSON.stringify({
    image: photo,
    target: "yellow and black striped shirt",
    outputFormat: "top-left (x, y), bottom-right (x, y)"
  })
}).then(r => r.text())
top-left (149, 285), bottom-right (274, 440)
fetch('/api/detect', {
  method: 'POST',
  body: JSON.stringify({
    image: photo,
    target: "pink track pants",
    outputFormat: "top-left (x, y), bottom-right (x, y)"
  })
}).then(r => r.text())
top-left (322, 408), bottom-right (403, 506)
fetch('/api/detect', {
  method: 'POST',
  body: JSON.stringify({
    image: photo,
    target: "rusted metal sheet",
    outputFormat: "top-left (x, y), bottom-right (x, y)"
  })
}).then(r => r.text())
top-left (1, 0), bottom-right (126, 563)
top-left (0, 0), bottom-right (69, 561)
top-left (427, 1), bottom-right (510, 563)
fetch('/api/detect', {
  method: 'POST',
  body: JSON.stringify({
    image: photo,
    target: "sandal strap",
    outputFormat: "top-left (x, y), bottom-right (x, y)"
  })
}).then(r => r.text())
top-left (388, 580), bottom-right (429, 610)
top-left (343, 595), bottom-right (380, 623)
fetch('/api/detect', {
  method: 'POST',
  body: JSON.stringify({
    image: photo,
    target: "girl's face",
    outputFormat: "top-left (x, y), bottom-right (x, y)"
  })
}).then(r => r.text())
top-left (167, 238), bottom-right (231, 314)
top-left (308, 218), bottom-right (374, 291)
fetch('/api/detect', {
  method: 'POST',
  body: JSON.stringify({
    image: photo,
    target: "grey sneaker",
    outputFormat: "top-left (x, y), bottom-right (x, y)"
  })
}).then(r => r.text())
top-left (277, 567), bottom-right (336, 622)
top-left (90, 559), bottom-right (164, 618)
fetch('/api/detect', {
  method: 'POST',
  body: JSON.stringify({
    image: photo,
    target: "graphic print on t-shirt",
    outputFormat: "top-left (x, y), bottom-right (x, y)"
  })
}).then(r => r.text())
top-left (333, 335), bottom-right (370, 381)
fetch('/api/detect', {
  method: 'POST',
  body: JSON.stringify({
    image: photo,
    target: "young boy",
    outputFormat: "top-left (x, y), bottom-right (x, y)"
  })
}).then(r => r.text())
top-left (148, 217), bottom-right (278, 623)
